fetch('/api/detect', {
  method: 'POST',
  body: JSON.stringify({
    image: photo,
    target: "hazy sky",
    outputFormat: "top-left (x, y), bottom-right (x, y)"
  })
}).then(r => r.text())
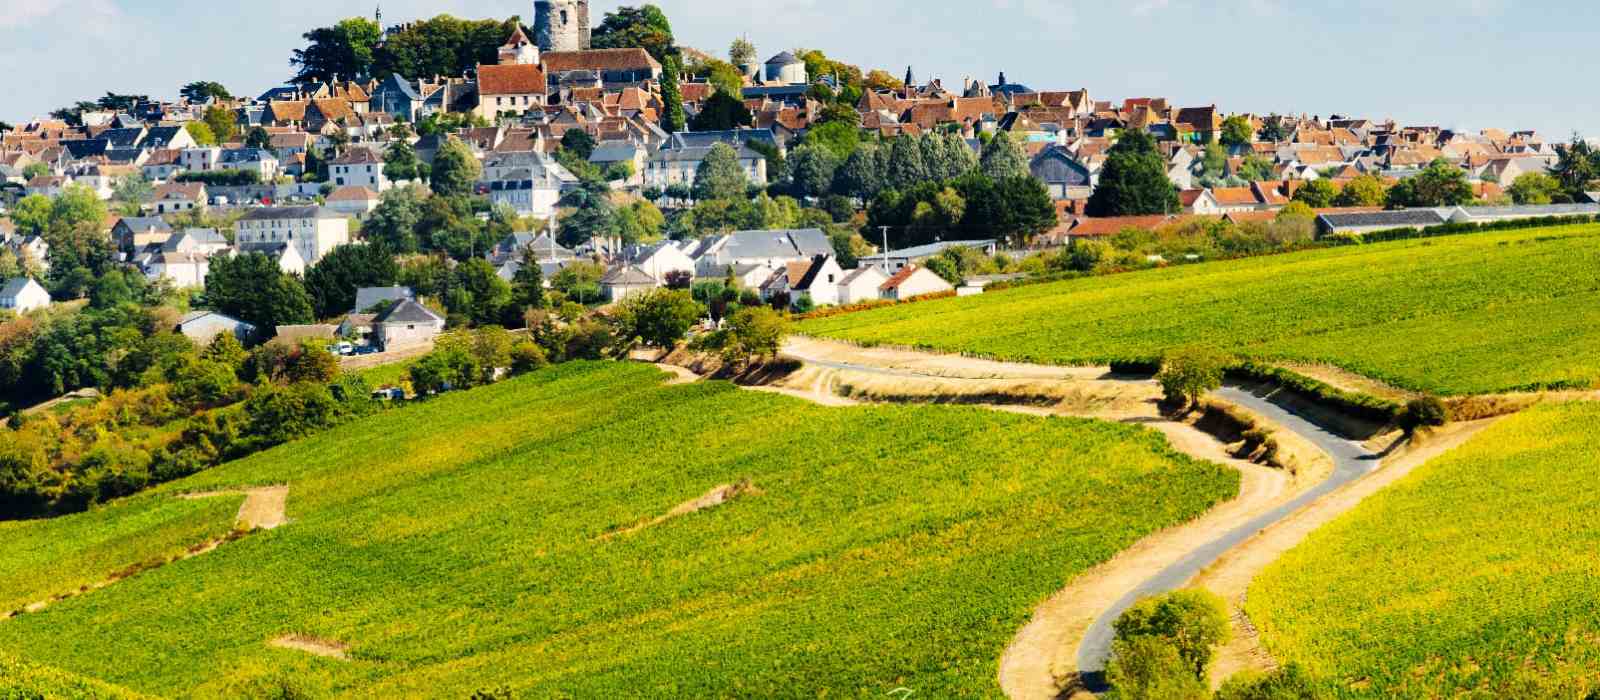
top-left (4, 0), bottom-right (1598, 138)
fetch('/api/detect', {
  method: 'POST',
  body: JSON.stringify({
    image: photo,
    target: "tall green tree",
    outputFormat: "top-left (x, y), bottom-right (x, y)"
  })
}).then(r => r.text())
top-left (511, 245), bottom-right (546, 311)
top-left (291, 18), bottom-right (382, 83)
top-left (1292, 179), bottom-right (1338, 208)
top-left (978, 130), bottom-right (1028, 181)
top-left (833, 143), bottom-right (884, 200)
top-left (1507, 171), bottom-right (1562, 205)
top-left (430, 137), bottom-right (481, 197)
top-left (692, 143), bottom-right (749, 201)
top-left (886, 136), bottom-right (930, 191)
top-left (180, 81), bottom-right (232, 103)
top-left (944, 132), bottom-right (979, 178)
top-left (787, 144), bottom-right (839, 199)
top-left (687, 91), bottom-right (752, 132)
top-left (1386, 159), bottom-right (1472, 208)
top-left (1335, 173), bottom-right (1387, 207)
top-left (589, 5), bottom-right (675, 62)
top-left (303, 243), bottom-right (400, 318)
top-left (1552, 136), bottom-right (1598, 199)
top-left (659, 55), bottom-right (687, 133)
top-left (202, 106), bottom-right (237, 145)
top-left (243, 127), bottom-right (273, 150)
top-left (364, 187), bottom-right (426, 253)
top-left (728, 37), bottom-right (757, 67)
top-left (1220, 115), bottom-right (1255, 148)
top-left (560, 129), bottom-right (597, 159)
top-left (204, 253), bottom-right (315, 333)
top-left (370, 16), bottom-right (517, 81)
top-left (383, 140), bottom-right (421, 182)
top-left (1086, 130), bottom-right (1180, 217)
top-left (451, 258), bottom-right (513, 325)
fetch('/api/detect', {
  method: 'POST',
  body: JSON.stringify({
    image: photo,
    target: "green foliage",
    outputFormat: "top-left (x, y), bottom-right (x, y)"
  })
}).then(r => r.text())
top-left (291, 17), bottom-right (382, 83)
top-left (978, 130), bottom-right (1028, 181)
top-left (1507, 171), bottom-right (1562, 205)
top-left (429, 137), bottom-right (481, 198)
top-left (560, 129), bottom-right (597, 160)
top-left (382, 140), bottom-right (421, 182)
top-left (801, 121), bottom-right (860, 162)
top-left (589, 5), bottom-right (675, 62)
top-left (1220, 116), bottom-right (1255, 148)
top-left (718, 306), bottom-right (787, 363)
top-left (659, 54), bottom-right (687, 133)
top-left (1292, 179), bottom-right (1338, 208)
top-left (687, 91), bottom-right (753, 132)
top-left (1334, 173), bottom-right (1387, 208)
top-left (179, 81), bottom-right (232, 103)
top-left (1386, 159), bottom-right (1472, 208)
top-left (303, 243), bottom-right (400, 319)
top-left (364, 186), bottom-right (426, 253)
top-left (1236, 155), bottom-right (1276, 183)
top-left (174, 169), bottom-right (261, 187)
top-left (885, 135), bottom-right (930, 191)
top-left (201, 106), bottom-right (237, 145)
top-left (802, 224), bottom-right (1600, 395)
top-left (1105, 637), bottom-right (1210, 700)
top-left (203, 252), bottom-right (315, 334)
top-left (1397, 396), bottom-right (1449, 436)
top-left (184, 121), bottom-right (216, 147)
top-left (1112, 589), bottom-right (1231, 679)
top-left (549, 261), bottom-right (606, 304)
top-left (1088, 130), bottom-right (1180, 217)
top-left (614, 288), bottom-right (703, 347)
top-left (786, 143), bottom-right (839, 199)
top-left (691, 143), bottom-right (749, 201)
top-left (242, 126), bottom-right (272, 150)
top-left (1251, 403), bottom-right (1600, 698)
top-left (1214, 663), bottom-right (1326, 700)
top-left (369, 16), bottom-right (518, 82)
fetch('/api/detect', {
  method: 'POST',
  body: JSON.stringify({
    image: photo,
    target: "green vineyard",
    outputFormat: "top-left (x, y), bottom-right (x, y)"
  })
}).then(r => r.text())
top-left (799, 224), bottom-right (1600, 396)
top-left (0, 362), bottom-right (1236, 697)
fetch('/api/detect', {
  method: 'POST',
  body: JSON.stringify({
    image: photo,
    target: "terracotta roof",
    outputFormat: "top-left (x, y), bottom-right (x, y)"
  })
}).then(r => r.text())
top-left (326, 185), bottom-right (378, 202)
top-left (310, 98), bottom-right (356, 123)
top-left (1210, 187), bottom-right (1259, 206)
top-left (1067, 215), bottom-right (1184, 237)
top-left (880, 264), bottom-right (922, 292)
top-left (541, 48), bottom-right (661, 74)
top-left (479, 63), bottom-right (548, 96)
top-left (153, 182), bottom-right (205, 201)
top-left (269, 100), bottom-right (308, 122)
top-left (331, 146), bottom-right (383, 165)
top-left (1179, 189), bottom-right (1207, 207)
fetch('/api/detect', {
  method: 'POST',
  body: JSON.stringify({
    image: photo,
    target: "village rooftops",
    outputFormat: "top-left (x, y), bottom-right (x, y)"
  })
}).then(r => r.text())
top-left (375, 299), bottom-right (443, 324)
top-left (238, 206), bottom-right (340, 221)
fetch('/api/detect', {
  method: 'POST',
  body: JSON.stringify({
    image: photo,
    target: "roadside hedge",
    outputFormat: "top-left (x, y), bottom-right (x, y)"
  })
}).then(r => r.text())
top-left (1228, 362), bottom-right (1403, 425)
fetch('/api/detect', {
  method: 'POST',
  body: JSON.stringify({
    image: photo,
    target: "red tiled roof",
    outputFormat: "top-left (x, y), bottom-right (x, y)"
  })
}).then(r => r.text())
top-left (478, 63), bottom-right (548, 96)
top-left (541, 48), bottom-right (661, 74)
top-left (880, 264), bottom-right (922, 292)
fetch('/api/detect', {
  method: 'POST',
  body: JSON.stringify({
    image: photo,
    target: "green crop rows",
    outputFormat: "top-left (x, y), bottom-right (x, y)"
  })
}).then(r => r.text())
top-left (798, 225), bottom-right (1600, 396)
top-left (0, 362), bottom-right (1235, 697)
top-left (0, 654), bottom-right (154, 700)
top-left (1248, 402), bottom-right (1600, 698)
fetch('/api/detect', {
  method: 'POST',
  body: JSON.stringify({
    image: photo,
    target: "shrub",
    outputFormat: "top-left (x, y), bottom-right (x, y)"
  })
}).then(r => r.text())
top-left (615, 289), bottom-right (704, 348)
top-left (1105, 636), bottom-right (1210, 700)
top-left (719, 307), bottom-right (788, 365)
top-left (1158, 347), bottom-right (1230, 408)
top-left (1228, 363), bottom-right (1403, 425)
top-left (1112, 589), bottom-right (1231, 679)
top-left (1216, 663), bottom-right (1326, 700)
top-left (1108, 358), bottom-right (1161, 376)
top-left (509, 342), bottom-right (548, 374)
top-left (1398, 396), bottom-right (1449, 435)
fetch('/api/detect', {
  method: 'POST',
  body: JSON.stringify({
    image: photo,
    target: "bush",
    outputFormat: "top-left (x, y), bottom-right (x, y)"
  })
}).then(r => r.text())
top-left (1105, 636), bottom-right (1210, 700)
top-left (509, 342), bottom-right (548, 374)
top-left (1216, 663), bottom-right (1326, 700)
top-left (615, 289), bottom-right (704, 348)
top-left (1109, 358), bottom-right (1161, 376)
top-left (1398, 396), bottom-right (1449, 435)
top-left (1158, 347), bottom-right (1230, 408)
top-left (1112, 589), bottom-right (1231, 679)
top-left (1227, 363), bottom-right (1403, 425)
top-left (719, 307), bottom-right (788, 365)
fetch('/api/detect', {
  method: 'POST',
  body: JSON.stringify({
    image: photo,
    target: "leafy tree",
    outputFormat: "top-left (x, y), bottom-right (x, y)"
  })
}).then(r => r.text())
top-left (589, 5), bottom-right (675, 62)
top-left (1220, 115), bottom-right (1255, 148)
top-left (382, 140), bottom-right (421, 182)
top-left (185, 122), bottom-right (217, 147)
top-left (303, 243), bottom-right (400, 319)
top-left (699, 58), bottom-right (747, 96)
top-left (1214, 662), bottom-right (1325, 700)
top-left (719, 306), bottom-right (787, 362)
top-left (1507, 171), bottom-right (1562, 205)
top-left (1551, 136), bottom-right (1598, 199)
top-left (886, 136), bottom-right (930, 191)
top-left (450, 258), bottom-right (514, 325)
top-left (180, 81), bottom-right (232, 103)
top-left (1201, 143), bottom-right (1228, 179)
top-left (243, 126), bottom-right (273, 150)
top-left (978, 130), bottom-right (1028, 181)
top-left (1335, 173), bottom-right (1387, 207)
top-left (557, 192), bottom-right (618, 247)
top-left (692, 143), bottom-right (749, 201)
top-left (203, 253), bottom-right (315, 334)
top-left (373, 17), bottom-right (518, 83)
top-left (944, 132), bottom-right (978, 178)
top-left (365, 188), bottom-right (425, 253)
top-left (550, 261), bottom-right (606, 304)
top-left (1398, 396), bottom-right (1449, 437)
top-left (802, 121), bottom-right (860, 162)
top-left (1292, 179), bottom-right (1338, 208)
top-left (1106, 637), bottom-right (1210, 700)
top-left (21, 163), bottom-right (49, 181)
top-left (560, 129), bottom-right (597, 160)
top-left (1112, 589), bottom-right (1231, 679)
top-left (1386, 159), bottom-right (1472, 208)
top-left (659, 55), bottom-right (687, 133)
top-left (1236, 155), bottom-right (1275, 183)
top-left (688, 91), bottom-right (752, 132)
top-left (787, 144), bottom-right (840, 199)
top-left (1087, 130), bottom-right (1179, 217)
top-left (1259, 119), bottom-right (1288, 143)
top-left (430, 137), bottom-right (481, 197)
top-left (616, 288), bottom-right (704, 347)
top-left (510, 247), bottom-right (546, 311)
top-left (1157, 347), bottom-right (1229, 408)
top-left (112, 175), bottom-right (154, 206)
top-left (291, 17), bottom-right (383, 83)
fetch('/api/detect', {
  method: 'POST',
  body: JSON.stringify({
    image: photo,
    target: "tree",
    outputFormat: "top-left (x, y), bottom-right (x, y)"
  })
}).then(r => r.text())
top-left (1157, 347), bottom-right (1228, 408)
top-left (1552, 136), bottom-right (1598, 199)
top-left (886, 136), bottom-right (930, 191)
top-left (1507, 171), bottom-right (1563, 205)
top-left (832, 143), bottom-right (884, 200)
top-left (180, 81), bottom-right (232, 103)
top-left (1236, 155), bottom-right (1276, 183)
top-left (1087, 130), bottom-right (1179, 217)
top-left (365, 187), bottom-right (426, 253)
top-left (1398, 396), bottom-right (1449, 437)
top-left (112, 175), bottom-right (154, 206)
top-left (291, 18), bottom-right (382, 83)
top-left (1200, 143), bottom-right (1228, 180)
top-left (802, 121), bottom-right (860, 162)
top-left (430, 137), bottom-right (481, 197)
top-left (945, 132), bottom-right (979, 177)
top-left (659, 55), bottom-right (687, 133)
top-left (590, 5), bottom-right (675, 62)
top-left (688, 91), bottom-right (752, 131)
top-left (787, 144), bottom-right (839, 199)
top-left (616, 288), bottom-right (704, 347)
top-left (719, 306), bottom-right (787, 363)
top-left (185, 122), bottom-right (217, 147)
top-left (729, 37), bottom-right (757, 67)
top-left (560, 129), bottom-right (597, 160)
top-left (1220, 115), bottom-right (1255, 148)
top-left (1214, 663), bottom-right (1325, 700)
top-left (692, 143), bottom-right (749, 201)
top-left (1387, 159), bottom-right (1472, 208)
top-left (1112, 589), bottom-right (1231, 679)
top-left (243, 127), bottom-right (272, 150)
top-left (1335, 173), bottom-right (1387, 207)
top-left (452, 258), bottom-right (514, 325)
top-left (1292, 179), bottom-right (1338, 208)
top-left (699, 58), bottom-right (747, 96)
top-left (557, 193), bottom-right (617, 247)
top-left (510, 247), bottom-right (546, 311)
top-left (383, 140), bottom-right (420, 182)
top-left (373, 17), bottom-right (518, 83)
top-left (1259, 119), bottom-right (1288, 143)
top-left (978, 130), bottom-right (1028, 181)
top-left (204, 253), bottom-right (315, 333)
top-left (1106, 637), bottom-right (1210, 700)
top-left (303, 243), bottom-right (400, 319)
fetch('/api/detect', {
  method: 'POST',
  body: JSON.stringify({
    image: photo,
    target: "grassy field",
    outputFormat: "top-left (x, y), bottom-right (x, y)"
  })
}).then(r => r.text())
top-left (0, 654), bottom-right (153, 699)
top-left (799, 224), bottom-right (1600, 396)
top-left (0, 362), bottom-right (1236, 698)
top-left (1248, 403), bottom-right (1600, 698)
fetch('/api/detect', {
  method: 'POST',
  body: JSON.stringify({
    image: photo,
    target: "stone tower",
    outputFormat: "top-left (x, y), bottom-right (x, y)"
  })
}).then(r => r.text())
top-left (534, 0), bottom-right (590, 53)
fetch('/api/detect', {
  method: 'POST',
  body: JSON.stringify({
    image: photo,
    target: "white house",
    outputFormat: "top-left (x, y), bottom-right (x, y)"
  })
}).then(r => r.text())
top-left (374, 299), bottom-right (446, 351)
top-left (0, 277), bottom-right (51, 313)
top-left (785, 255), bottom-right (845, 307)
top-left (234, 206), bottom-right (350, 267)
top-left (180, 147), bottom-right (222, 173)
top-left (644, 144), bottom-right (767, 189)
top-left (626, 241), bottom-right (696, 283)
top-left (836, 266), bottom-right (890, 305)
top-left (325, 186), bottom-right (381, 218)
top-left (219, 148), bottom-right (281, 182)
top-left (687, 228), bottom-right (834, 278)
top-left (486, 170), bottom-right (564, 218)
top-left (150, 182), bottom-right (207, 214)
top-left (176, 310), bottom-right (257, 344)
top-left (880, 265), bottom-right (953, 301)
top-left (329, 147), bottom-right (389, 192)
top-left (601, 266), bottom-right (659, 302)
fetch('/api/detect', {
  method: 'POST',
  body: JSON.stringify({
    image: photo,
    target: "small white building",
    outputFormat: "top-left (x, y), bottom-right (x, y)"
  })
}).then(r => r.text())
top-left (325, 186), bottom-right (381, 218)
top-left (0, 277), bottom-right (51, 313)
top-left (601, 266), bottom-right (659, 302)
top-left (373, 299), bottom-right (445, 351)
top-left (176, 310), bottom-right (257, 344)
top-left (836, 266), bottom-right (890, 305)
top-left (329, 147), bottom-right (389, 192)
top-left (219, 148), bottom-right (281, 182)
top-left (180, 147), bottom-right (222, 173)
top-left (880, 265), bottom-right (953, 301)
top-left (785, 255), bottom-right (845, 307)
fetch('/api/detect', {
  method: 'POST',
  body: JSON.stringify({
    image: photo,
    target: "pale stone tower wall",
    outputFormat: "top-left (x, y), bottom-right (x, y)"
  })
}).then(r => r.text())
top-left (534, 0), bottom-right (591, 52)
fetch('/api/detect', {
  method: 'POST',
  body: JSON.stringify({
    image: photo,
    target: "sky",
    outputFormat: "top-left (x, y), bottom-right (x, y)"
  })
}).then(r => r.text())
top-left (4, 0), bottom-right (1599, 138)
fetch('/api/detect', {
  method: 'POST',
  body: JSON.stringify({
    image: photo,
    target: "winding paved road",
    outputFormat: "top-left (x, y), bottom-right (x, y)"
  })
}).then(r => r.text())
top-left (1073, 387), bottom-right (1379, 688)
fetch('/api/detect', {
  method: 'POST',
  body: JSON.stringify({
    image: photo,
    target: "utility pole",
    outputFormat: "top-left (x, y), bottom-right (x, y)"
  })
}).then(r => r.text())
top-left (879, 225), bottom-right (891, 273)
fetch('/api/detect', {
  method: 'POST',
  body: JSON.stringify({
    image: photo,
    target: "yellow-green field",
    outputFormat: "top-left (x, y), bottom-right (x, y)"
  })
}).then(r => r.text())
top-left (0, 362), bottom-right (1236, 697)
top-left (799, 225), bottom-right (1600, 396)
top-left (1248, 403), bottom-right (1600, 698)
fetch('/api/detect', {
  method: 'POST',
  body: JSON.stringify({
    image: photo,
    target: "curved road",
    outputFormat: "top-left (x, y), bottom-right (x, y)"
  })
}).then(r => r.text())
top-left (1073, 386), bottom-right (1379, 688)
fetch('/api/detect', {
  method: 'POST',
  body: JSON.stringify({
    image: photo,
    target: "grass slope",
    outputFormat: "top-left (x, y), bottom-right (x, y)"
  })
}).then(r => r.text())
top-left (1248, 403), bottom-right (1600, 698)
top-left (0, 362), bottom-right (1236, 698)
top-left (0, 654), bottom-right (155, 699)
top-left (799, 225), bottom-right (1600, 395)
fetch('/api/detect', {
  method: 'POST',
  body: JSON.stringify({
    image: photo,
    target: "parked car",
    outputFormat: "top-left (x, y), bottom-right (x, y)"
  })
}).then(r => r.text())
top-left (336, 342), bottom-right (354, 355)
top-left (370, 387), bottom-right (405, 401)
top-left (355, 345), bottom-right (380, 356)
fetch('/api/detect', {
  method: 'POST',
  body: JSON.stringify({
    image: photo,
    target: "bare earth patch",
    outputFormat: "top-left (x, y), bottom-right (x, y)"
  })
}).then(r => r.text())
top-left (653, 363), bottom-right (701, 385)
top-left (601, 481), bottom-right (761, 540)
top-left (269, 635), bottom-right (350, 660)
top-left (179, 486), bottom-right (290, 531)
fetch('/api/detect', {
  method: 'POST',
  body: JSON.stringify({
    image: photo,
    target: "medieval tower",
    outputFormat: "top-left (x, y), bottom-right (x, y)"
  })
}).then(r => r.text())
top-left (533, 0), bottom-right (590, 52)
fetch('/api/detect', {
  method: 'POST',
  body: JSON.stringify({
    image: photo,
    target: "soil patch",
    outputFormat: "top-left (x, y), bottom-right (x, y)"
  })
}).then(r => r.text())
top-left (269, 635), bottom-right (350, 660)
top-left (601, 481), bottom-right (761, 540)
top-left (179, 486), bottom-right (290, 530)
